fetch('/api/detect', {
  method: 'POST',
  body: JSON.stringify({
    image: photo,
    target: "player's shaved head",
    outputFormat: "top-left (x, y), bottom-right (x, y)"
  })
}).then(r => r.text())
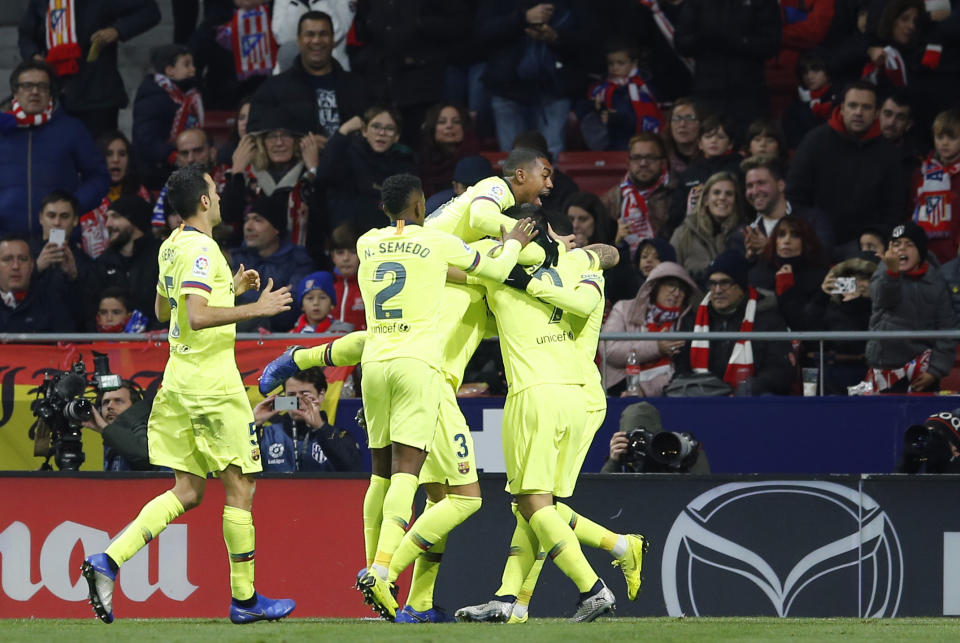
top-left (503, 147), bottom-right (547, 176)
top-left (381, 173), bottom-right (423, 219)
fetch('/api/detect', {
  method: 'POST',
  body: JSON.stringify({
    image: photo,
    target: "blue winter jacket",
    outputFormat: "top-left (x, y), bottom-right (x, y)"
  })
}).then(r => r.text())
top-left (0, 109), bottom-right (109, 237)
top-left (230, 239), bottom-right (316, 331)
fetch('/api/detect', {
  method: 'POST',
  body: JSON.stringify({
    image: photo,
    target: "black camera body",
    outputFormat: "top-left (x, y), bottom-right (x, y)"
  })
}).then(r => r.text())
top-left (900, 412), bottom-right (960, 473)
top-left (624, 428), bottom-right (701, 472)
top-left (30, 354), bottom-right (122, 471)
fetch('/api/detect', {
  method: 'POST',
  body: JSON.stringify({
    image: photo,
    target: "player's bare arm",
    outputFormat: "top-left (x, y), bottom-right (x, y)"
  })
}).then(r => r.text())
top-left (155, 293), bottom-right (171, 323)
top-left (583, 243), bottom-right (620, 270)
top-left (186, 278), bottom-right (292, 331)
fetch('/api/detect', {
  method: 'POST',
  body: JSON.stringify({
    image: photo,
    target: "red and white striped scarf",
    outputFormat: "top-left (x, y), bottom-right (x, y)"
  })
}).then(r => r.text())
top-left (865, 350), bottom-right (931, 393)
top-left (690, 287), bottom-right (757, 387)
top-left (638, 0), bottom-right (694, 75)
top-left (619, 167), bottom-right (668, 254)
top-left (79, 198), bottom-right (110, 259)
top-left (153, 74), bottom-right (204, 142)
top-left (639, 303), bottom-right (680, 381)
top-left (862, 46), bottom-right (908, 87)
top-left (230, 6), bottom-right (277, 79)
top-left (913, 154), bottom-right (960, 239)
top-left (8, 97), bottom-right (54, 128)
top-left (44, 0), bottom-right (81, 76)
top-left (591, 70), bottom-right (664, 134)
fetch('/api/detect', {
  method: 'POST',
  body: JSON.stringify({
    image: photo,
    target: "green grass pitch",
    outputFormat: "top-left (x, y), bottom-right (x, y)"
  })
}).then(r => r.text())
top-left (3, 617), bottom-right (960, 642)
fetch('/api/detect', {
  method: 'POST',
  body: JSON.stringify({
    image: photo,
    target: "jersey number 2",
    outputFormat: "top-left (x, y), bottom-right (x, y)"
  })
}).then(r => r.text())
top-left (374, 261), bottom-right (406, 320)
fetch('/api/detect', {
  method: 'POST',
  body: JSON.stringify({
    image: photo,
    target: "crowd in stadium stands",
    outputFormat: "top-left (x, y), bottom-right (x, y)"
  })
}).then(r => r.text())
top-left (4, 0), bottom-right (960, 396)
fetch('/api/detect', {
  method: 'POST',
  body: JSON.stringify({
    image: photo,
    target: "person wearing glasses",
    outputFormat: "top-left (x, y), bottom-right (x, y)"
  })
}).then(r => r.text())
top-left (316, 106), bottom-right (415, 232)
top-left (673, 249), bottom-right (794, 396)
top-left (0, 60), bottom-right (109, 240)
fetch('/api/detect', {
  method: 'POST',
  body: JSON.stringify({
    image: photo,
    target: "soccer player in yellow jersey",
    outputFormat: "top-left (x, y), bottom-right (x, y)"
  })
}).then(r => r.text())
top-left (350, 174), bottom-right (537, 620)
top-left (81, 166), bottom-right (296, 625)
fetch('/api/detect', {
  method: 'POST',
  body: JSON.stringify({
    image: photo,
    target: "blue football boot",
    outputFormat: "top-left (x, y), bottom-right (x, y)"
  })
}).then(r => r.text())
top-left (229, 593), bottom-right (296, 624)
top-left (396, 604), bottom-right (456, 623)
top-left (81, 553), bottom-right (117, 624)
top-left (259, 346), bottom-right (302, 395)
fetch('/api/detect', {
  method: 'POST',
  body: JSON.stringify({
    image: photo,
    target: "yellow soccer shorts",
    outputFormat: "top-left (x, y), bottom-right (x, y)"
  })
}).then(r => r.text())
top-left (501, 383), bottom-right (586, 497)
top-left (419, 377), bottom-right (478, 487)
top-left (361, 357), bottom-right (441, 451)
top-left (148, 387), bottom-right (262, 477)
top-left (554, 406), bottom-right (606, 498)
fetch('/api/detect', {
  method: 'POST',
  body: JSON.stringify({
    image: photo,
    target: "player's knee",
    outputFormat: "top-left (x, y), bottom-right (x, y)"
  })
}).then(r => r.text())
top-left (448, 493), bottom-right (482, 521)
top-left (176, 487), bottom-right (204, 510)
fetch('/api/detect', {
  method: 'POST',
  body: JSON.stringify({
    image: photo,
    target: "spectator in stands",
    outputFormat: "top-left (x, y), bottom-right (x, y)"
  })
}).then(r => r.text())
top-left (674, 249), bottom-right (795, 395)
top-left (477, 0), bottom-right (592, 160)
top-left (86, 195), bottom-right (161, 327)
top-left (813, 249), bottom-right (878, 393)
top-left (218, 95), bottom-right (253, 165)
top-left (636, 0), bottom-right (694, 104)
top-left (736, 156), bottom-right (835, 261)
top-left (329, 223), bottom-right (365, 330)
top-left (787, 81), bottom-right (907, 250)
top-left (865, 221), bottom-right (956, 392)
top-left (668, 114), bottom-right (743, 235)
top-left (664, 97), bottom-right (700, 175)
top-left (635, 238), bottom-right (678, 287)
top-left (133, 44), bottom-right (203, 190)
top-left (744, 118), bottom-right (788, 164)
top-left (670, 171), bottom-right (747, 286)
top-left (351, 0), bottom-right (465, 146)
top-left (675, 0), bottom-right (782, 138)
top-left (153, 128), bottom-right (229, 232)
top-left (230, 192), bottom-right (316, 331)
top-left (602, 133), bottom-right (674, 254)
top-left (272, 0), bottom-right (355, 72)
top-left (443, 1), bottom-right (492, 136)
top-left (254, 367), bottom-right (362, 472)
top-left (578, 38), bottom-right (663, 151)
top-left (316, 106), bottom-right (415, 231)
top-left (418, 103), bottom-right (481, 198)
top-left (878, 90), bottom-right (923, 185)
top-left (425, 155), bottom-right (496, 214)
top-left (192, 0), bottom-right (277, 109)
top-left (82, 380), bottom-right (152, 471)
top-left (602, 261), bottom-right (699, 396)
top-left (940, 252), bottom-right (960, 320)
top-left (18, 0), bottom-right (161, 138)
top-left (0, 61), bottom-right (109, 239)
top-left (29, 190), bottom-right (93, 329)
top-left (511, 130), bottom-right (578, 212)
top-left (563, 190), bottom-right (634, 303)
top-left (815, 0), bottom-right (870, 88)
top-left (748, 217), bottom-right (829, 331)
top-left (859, 226), bottom-right (887, 258)
top-left (911, 107), bottom-right (960, 264)
top-left (783, 52), bottom-right (839, 150)
top-left (94, 287), bottom-right (147, 333)
top-left (97, 132), bottom-right (151, 203)
top-left (0, 235), bottom-right (74, 332)
top-left (251, 10), bottom-right (368, 141)
top-left (291, 271), bottom-right (353, 333)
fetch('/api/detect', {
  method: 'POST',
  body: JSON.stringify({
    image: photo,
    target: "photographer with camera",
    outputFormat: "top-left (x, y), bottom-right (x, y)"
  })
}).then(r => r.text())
top-left (253, 366), bottom-right (361, 472)
top-left (896, 411), bottom-right (960, 474)
top-left (81, 380), bottom-right (160, 471)
top-left (602, 401), bottom-right (710, 473)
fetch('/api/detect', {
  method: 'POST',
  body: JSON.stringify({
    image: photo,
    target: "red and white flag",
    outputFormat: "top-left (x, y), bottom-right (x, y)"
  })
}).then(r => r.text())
top-left (231, 6), bottom-right (278, 79)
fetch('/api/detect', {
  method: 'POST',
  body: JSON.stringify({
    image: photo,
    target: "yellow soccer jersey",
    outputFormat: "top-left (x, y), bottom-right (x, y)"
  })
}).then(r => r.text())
top-left (156, 225), bottom-right (244, 395)
top-left (356, 222), bottom-right (520, 370)
top-left (425, 176), bottom-right (517, 241)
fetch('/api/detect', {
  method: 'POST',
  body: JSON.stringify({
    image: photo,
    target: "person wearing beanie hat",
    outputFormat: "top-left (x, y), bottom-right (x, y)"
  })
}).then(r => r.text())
top-left (291, 271), bottom-right (354, 334)
top-left (887, 222), bottom-right (928, 271)
top-left (248, 192), bottom-right (289, 238)
top-left (108, 195), bottom-right (155, 236)
top-left (707, 249), bottom-right (750, 293)
top-left (424, 155), bottom-right (495, 215)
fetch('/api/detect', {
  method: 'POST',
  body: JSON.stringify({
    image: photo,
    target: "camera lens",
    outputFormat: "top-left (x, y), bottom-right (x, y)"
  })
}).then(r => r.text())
top-left (63, 398), bottom-right (93, 423)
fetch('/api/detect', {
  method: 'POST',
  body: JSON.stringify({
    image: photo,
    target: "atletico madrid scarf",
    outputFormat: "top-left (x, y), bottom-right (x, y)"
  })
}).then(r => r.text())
top-left (153, 74), bottom-right (204, 142)
top-left (798, 83), bottom-right (834, 121)
top-left (862, 46), bottom-right (908, 87)
top-left (292, 315), bottom-right (333, 333)
top-left (590, 69), bottom-right (664, 134)
top-left (866, 349), bottom-right (931, 393)
top-left (619, 168), bottom-right (668, 254)
top-left (230, 6), bottom-right (277, 79)
top-left (689, 287), bottom-right (757, 387)
top-left (7, 98), bottom-right (54, 128)
top-left (44, 0), bottom-right (81, 76)
top-left (639, 303), bottom-right (680, 381)
top-left (638, 0), bottom-right (694, 74)
top-left (913, 154), bottom-right (960, 239)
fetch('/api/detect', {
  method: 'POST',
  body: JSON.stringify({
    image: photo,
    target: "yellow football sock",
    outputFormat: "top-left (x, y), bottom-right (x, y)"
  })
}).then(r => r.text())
top-left (222, 506), bottom-right (256, 601)
top-left (362, 475), bottom-right (390, 567)
top-left (495, 503), bottom-right (539, 598)
top-left (388, 494), bottom-right (481, 583)
top-left (105, 490), bottom-right (184, 566)
top-left (515, 551), bottom-right (546, 612)
top-left (293, 332), bottom-right (366, 369)
top-left (556, 501), bottom-right (624, 555)
top-left (372, 472), bottom-right (419, 577)
top-left (404, 499), bottom-right (441, 612)
top-left (528, 505), bottom-right (599, 593)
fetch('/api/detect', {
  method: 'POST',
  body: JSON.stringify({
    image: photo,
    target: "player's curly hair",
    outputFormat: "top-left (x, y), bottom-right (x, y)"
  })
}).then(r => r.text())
top-left (380, 173), bottom-right (422, 219)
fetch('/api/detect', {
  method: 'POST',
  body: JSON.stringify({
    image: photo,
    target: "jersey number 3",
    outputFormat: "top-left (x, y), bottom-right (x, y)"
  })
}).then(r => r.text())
top-left (373, 261), bottom-right (406, 320)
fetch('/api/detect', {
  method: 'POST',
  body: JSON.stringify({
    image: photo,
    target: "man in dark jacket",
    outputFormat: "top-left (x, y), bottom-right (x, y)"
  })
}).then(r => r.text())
top-left (675, 0), bottom-right (781, 139)
top-left (253, 367), bottom-right (362, 472)
top-left (675, 250), bottom-right (795, 395)
top-left (0, 61), bottom-right (109, 239)
top-left (251, 10), bottom-right (369, 143)
top-left (82, 382), bottom-right (161, 471)
top-left (787, 81), bottom-right (907, 250)
top-left (0, 235), bottom-right (75, 333)
top-left (18, 0), bottom-right (161, 138)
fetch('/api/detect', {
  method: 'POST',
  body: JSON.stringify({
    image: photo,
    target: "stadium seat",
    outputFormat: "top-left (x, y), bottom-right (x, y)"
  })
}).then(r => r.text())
top-left (205, 111), bottom-right (236, 149)
top-left (557, 151), bottom-right (627, 197)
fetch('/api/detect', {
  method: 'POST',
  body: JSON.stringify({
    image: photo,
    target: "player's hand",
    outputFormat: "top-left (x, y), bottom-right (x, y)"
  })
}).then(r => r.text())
top-left (501, 217), bottom-right (539, 248)
top-left (233, 263), bottom-right (260, 295)
top-left (503, 264), bottom-right (533, 290)
top-left (232, 134), bottom-right (256, 173)
top-left (253, 395), bottom-right (276, 426)
top-left (256, 278), bottom-right (293, 317)
top-left (609, 431), bottom-right (629, 461)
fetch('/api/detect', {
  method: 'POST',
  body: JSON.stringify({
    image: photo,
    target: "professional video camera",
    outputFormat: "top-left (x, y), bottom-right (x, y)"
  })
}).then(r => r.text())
top-left (899, 412), bottom-right (960, 473)
top-left (625, 428), bottom-right (702, 473)
top-left (29, 354), bottom-right (122, 471)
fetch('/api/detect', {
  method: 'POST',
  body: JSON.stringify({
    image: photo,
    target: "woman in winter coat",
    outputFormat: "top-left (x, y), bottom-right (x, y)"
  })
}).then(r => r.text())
top-left (601, 261), bottom-right (701, 396)
top-left (748, 216), bottom-right (828, 330)
top-left (670, 171), bottom-right (747, 286)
